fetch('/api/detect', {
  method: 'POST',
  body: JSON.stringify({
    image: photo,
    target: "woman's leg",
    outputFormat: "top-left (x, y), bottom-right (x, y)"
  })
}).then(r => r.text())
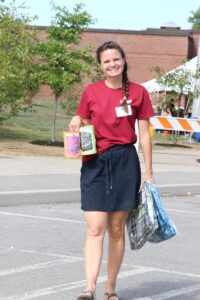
top-left (104, 211), bottom-right (129, 297)
top-left (83, 211), bottom-right (108, 292)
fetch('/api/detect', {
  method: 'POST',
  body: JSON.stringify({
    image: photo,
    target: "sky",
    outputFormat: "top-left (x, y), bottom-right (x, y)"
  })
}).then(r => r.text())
top-left (14, 0), bottom-right (200, 31)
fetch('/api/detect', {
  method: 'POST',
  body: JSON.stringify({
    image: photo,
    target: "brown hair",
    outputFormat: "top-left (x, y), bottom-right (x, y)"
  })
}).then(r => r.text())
top-left (96, 41), bottom-right (129, 99)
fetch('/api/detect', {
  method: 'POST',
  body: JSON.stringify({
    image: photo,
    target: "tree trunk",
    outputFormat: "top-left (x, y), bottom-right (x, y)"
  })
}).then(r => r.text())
top-left (51, 96), bottom-right (58, 143)
top-left (184, 95), bottom-right (192, 116)
top-left (172, 93), bottom-right (182, 144)
top-left (177, 94), bottom-right (181, 117)
top-left (172, 131), bottom-right (177, 144)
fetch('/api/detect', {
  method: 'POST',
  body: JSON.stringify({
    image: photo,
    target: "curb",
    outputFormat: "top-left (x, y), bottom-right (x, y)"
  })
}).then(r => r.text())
top-left (0, 184), bottom-right (199, 207)
top-left (0, 189), bottom-right (80, 207)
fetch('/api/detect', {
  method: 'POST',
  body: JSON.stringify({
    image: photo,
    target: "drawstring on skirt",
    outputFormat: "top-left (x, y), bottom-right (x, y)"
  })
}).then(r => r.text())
top-left (105, 148), bottom-right (113, 194)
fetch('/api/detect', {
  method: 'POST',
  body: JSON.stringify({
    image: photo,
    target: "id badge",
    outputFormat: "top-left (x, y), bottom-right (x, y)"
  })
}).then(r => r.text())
top-left (115, 105), bottom-right (132, 117)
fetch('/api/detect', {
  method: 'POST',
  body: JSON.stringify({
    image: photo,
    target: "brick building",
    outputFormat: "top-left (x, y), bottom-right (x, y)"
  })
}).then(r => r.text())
top-left (35, 24), bottom-right (200, 100)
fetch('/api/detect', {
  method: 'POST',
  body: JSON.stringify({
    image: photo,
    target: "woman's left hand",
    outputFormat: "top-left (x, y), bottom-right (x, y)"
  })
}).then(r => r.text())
top-left (142, 171), bottom-right (155, 185)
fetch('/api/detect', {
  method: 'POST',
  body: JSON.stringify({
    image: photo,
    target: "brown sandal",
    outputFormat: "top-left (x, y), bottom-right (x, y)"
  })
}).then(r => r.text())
top-left (77, 290), bottom-right (95, 300)
top-left (104, 292), bottom-right (119, 300)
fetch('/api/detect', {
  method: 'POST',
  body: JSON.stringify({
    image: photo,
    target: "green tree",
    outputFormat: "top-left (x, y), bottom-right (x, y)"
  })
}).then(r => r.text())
top-left (152, 63), bottom-right (200, 143)
top-left (188, 6), bottom-right (200, 30)
top-left (36, 2), bottom-right (96, 143)
top-left (152, 64), bottom-right (200, 113)
top-left (0, 0), bottom-right (39, 123)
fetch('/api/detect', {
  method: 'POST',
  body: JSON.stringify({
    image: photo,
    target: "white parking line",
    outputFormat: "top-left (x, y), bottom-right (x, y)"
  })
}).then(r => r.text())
top-left (19, 249), bottom-right (84, 260)
top-left (1, 247), bottom-right (200, 280)
top-left (0, 188), bottom-right (79, 195)
top-left (0, 268), bottom-right (152, 300)
top-left (123, 263), bottom-right (200, 279)
top-left (0, 182), bottom-right (199, 195)
top-left (133, 283), bottom-right (200, 300)
top-left (157, 183), bottom-right (200, 188)
top-left (0, 246), bottom-right (83, 259)
top-left (0, 208), bottom-right (199, 224)
top-left (2, 245), bottom-right (200, 281)
top-left (0, 258), bottom-right (82, 277)
top-left (1, 247), bottom-right (200, 299)
top-left (0, 211), bottom-right (84, 224)
top-left (166, 208), bottom-right (200, 215)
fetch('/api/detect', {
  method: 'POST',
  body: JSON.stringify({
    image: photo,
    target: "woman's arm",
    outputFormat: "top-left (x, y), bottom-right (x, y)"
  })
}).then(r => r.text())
top-left (138, 119), bottom-right (154, 183)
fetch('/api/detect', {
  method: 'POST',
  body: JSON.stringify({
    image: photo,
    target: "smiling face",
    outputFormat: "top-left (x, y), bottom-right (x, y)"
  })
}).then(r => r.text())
top-left (99, 49), bottom-right (125, 80)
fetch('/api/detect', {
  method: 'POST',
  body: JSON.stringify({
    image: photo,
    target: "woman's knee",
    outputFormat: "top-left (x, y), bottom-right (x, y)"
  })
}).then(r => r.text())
top-left (107, 212), bottom-right (128, 241)
top-left (87, 224), bottom-right (106, 238)
top-left (108, 224), bottom-right (125, 241)
top-left (84, 211), bottom-right (107, 238)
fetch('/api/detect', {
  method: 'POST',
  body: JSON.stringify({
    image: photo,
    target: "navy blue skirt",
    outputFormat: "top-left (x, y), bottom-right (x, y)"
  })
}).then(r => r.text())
top-left (80, 144), bottom-right (141, 212)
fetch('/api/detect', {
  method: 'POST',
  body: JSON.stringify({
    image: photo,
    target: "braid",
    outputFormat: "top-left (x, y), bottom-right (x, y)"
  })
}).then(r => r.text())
top-left (96, 41), bottom-right (129, 99)
top-left (122, 62), bottom-right (129, 99)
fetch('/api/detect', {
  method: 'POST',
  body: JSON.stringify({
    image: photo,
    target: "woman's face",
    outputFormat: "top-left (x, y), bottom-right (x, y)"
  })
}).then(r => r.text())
top-left (99, 49), bottom-right (125, 79)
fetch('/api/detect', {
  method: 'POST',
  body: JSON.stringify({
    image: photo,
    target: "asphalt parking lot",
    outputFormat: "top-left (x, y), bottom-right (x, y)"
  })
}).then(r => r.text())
top-left (0, 149), bottom-right (200, 299)
top-left (0, 195), bottom-right (200, 300)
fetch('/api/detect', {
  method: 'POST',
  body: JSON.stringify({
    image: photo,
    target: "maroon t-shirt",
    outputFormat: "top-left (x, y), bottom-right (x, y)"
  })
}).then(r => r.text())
top-left (77, 80), bottom-right (154, 159)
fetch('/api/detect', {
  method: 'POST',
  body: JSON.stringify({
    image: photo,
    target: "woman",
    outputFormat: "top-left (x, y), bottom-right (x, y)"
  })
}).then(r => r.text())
top-left (69, 41), bottom-right (154, 300)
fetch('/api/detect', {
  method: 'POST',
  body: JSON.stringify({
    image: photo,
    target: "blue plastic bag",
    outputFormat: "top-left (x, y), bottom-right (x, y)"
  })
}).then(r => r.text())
top-left (148, 184), bottom-right (177, 243)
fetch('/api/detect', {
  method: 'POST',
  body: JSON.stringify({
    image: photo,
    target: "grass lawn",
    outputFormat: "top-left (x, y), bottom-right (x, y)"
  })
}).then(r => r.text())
top-left (0, 99), bottom-right (199, 156)
top-left (152, 130), bottom-right (200, 150)
top-left (0, 99), bottom-right (71, 142)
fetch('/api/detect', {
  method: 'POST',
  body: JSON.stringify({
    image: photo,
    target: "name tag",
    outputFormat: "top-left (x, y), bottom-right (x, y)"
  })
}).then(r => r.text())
top-left (115, 105), bottom-right (132, 117)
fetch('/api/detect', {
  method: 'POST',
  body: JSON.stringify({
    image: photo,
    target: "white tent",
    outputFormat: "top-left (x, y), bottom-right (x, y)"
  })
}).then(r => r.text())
top-left (141, 76), bottom-right (167, 93)
top-left (191, 39), bottom-right (200, 118)
top-left (141, 56), bottom-right (198, 94)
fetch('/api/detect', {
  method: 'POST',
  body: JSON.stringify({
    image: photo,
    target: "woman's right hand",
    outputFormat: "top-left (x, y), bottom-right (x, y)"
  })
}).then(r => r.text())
top-left (69, 115), bottom-right (82, 132)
